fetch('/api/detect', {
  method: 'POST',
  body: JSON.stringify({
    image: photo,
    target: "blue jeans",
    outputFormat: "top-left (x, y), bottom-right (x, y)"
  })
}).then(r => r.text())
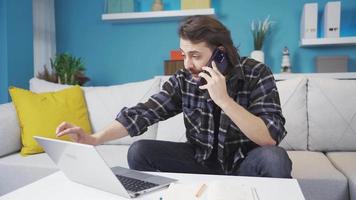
top-left (127, 140), bottom-right (292, 178)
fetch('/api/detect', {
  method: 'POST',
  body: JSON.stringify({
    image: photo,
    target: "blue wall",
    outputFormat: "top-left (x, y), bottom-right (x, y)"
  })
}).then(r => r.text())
top-left (1, 0), bottom-right (355, 103)
top-left (55, 0), bottom-right (356, 86)
top-left (0, 0), bottom-right (8, 103)
top-left (0, 0), bottom-right (33, 104)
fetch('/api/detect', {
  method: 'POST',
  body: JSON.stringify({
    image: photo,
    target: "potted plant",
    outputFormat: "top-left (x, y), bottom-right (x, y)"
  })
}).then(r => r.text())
top-left (250, 16), bottom-right (273, 63)
top-left (37, 53), bottom-right (89, 85)
top-left (50, 53), bottom-right (89, 85)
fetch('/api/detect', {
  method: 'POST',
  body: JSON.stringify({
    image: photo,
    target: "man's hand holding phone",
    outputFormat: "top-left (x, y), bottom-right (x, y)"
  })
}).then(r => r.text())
top-left (199, 61), bottom-right (230, 107)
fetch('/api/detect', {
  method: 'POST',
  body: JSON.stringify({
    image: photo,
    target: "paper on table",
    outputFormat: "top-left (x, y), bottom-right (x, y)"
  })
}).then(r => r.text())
top-left (208, 180), bottom-right (255, 200)
top-left (164, 181), bottom-right (256, 200)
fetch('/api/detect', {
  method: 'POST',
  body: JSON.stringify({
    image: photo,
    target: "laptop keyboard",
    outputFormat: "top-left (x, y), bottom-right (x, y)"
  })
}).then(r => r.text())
top-left (116, 175), bottom-right (159, 192)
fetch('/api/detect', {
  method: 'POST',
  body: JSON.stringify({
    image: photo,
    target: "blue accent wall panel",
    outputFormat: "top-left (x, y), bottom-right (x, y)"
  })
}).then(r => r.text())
top-left (0, 0), bottom-right (33, 104)
top-left (52, 0), bottom-right (356, 86)
top-left (0, 0), bottom-right (8, 104)
top-left (7, 0), bottom-right (33, 90)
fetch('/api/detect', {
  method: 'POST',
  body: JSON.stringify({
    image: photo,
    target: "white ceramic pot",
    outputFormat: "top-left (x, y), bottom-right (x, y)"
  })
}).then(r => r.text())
top-left (250, 50), bottom-right (265, 63)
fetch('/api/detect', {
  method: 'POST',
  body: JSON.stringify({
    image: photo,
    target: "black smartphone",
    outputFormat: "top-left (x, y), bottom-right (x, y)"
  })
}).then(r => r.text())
top-left (198, 48), bottom-right (229, 86)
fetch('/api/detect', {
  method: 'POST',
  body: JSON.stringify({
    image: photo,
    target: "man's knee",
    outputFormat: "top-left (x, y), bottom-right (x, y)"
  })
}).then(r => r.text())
top-left (127, 140), bottom-right (152, 170)
top-left (256, 146), bottom-right (290, 162)
top-left (248, 146), bottom-right (292, 178)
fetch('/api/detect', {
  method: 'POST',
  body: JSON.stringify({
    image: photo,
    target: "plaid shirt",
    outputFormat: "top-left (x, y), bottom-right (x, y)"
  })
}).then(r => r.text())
top-left (116, 57), bottom-right (286, 174)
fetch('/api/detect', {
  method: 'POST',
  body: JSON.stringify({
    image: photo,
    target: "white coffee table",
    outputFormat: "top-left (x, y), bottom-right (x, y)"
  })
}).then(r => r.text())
top-left (0, 171), bottom-right (305, 200)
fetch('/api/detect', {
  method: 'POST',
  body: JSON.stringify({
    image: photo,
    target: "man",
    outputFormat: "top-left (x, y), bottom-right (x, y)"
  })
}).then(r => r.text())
top-left (56, 15), bottom-right (292, 178)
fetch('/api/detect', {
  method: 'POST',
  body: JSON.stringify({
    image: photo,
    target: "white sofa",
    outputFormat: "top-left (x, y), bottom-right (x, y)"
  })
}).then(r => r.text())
top-left (1, 73), bottom-right (356, 200)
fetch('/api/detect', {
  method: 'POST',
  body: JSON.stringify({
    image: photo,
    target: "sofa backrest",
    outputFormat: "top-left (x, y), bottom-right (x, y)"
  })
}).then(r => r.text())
top-left (1, 73), bottom-right (356, 157)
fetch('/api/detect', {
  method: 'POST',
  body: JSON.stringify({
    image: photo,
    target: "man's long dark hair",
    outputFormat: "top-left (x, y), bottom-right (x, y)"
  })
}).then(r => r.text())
top-left (178, 15), bottom-right (240, 68)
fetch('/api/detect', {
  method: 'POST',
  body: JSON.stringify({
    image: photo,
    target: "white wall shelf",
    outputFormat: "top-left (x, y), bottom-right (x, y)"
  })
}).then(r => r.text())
top-left (102, 8), bottom-right (215, 23)
top-left (300, 36), bottom-right (356, 47)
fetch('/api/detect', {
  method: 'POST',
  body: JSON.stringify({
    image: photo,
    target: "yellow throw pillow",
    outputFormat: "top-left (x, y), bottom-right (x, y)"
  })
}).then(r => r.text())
top-left (9, 86), bottom-right (92, 156)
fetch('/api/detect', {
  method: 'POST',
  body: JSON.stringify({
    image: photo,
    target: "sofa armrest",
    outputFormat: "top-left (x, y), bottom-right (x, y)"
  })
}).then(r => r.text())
top-left (0, 103), bottom-right (21, 157)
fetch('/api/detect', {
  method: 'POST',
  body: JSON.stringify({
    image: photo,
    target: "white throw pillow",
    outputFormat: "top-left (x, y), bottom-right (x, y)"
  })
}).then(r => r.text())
top-left (0, 103), bottom-right (21, 157)
top-left (308, 78), bottom-right (356, 151)
top-left (276, 77), bottom-right (308, 150)
top-left (29, 78), bottom-right (161, 145)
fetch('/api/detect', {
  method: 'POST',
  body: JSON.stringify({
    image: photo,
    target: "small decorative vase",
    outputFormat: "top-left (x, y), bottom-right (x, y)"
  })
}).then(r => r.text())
top-left (152, 0), bottom-right (163, 11)
top-left (250, 50), bottom-right (265, 63)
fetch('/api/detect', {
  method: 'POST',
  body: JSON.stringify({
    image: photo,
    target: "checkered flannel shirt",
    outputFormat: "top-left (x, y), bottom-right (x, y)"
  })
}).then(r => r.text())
top-left (116, 57), bottom-right (286, 174)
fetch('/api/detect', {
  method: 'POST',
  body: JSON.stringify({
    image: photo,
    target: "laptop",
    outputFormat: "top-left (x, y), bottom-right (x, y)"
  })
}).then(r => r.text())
top-left (34, 136), bottom-right (177, 198)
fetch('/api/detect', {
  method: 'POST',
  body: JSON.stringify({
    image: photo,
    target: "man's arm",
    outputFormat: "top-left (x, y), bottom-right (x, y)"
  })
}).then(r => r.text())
top-left (91, 121), bottom-right (129, 145)
top-left (199, 62), bottom-right (284, 146)
top-left (219, 98), bottom-right (276, 146)
top-left (57, 75), bottom-right (183, 145)
top-left (56, 120), bottom-right (128, 145)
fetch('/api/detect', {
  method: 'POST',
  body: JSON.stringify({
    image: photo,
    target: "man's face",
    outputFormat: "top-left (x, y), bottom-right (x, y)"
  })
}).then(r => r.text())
top-left (180, 38), bottom-right (213, 80)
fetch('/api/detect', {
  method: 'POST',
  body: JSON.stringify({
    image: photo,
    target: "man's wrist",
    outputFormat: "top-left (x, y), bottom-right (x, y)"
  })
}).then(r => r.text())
top-left (219, 96), bottom-right (235, 111)
top-left (91, 133), bottom-right (102, 145)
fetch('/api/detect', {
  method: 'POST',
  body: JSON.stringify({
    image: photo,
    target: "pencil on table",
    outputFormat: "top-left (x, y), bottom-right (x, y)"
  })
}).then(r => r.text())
top-left (195, 184), bottom-right (207, 198)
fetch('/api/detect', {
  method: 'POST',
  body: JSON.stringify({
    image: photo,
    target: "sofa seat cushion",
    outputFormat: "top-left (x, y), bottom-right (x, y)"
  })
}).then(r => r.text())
top-left (287, 151), bottom-right (348, 200)
top-left (0, 145), bottom-right (132, 169)
top-left (0, 152), bottom-right (57, 169)
top-left (0, 163), bottom-right (58, 196)
top-left (0, 145), bottom-right (130, 195)
top-left (327, 152), bottom-right (356, 200)
top-left (0, 153), bottom-right (58, 196)
top-left (95, 144), bottom-right (130, 168)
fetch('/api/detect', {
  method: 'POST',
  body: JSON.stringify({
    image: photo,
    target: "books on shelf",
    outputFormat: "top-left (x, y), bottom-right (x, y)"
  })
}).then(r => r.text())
top-left (181, 0), bottom-right (211, 10)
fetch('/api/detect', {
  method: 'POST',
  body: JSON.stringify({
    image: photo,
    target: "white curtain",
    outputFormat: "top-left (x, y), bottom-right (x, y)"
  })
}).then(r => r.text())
top-left (33, 0), bottom-right (56, 76)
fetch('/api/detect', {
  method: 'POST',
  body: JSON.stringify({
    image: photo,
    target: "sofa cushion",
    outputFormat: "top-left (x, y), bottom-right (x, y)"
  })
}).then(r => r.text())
top-left (0, 164), bottom-right (58, 196)
top-left (9, 86), bottom-right (92, 156)
top-left (0, 152), bottom-right (57, 169)
top-left (29, 78), bottom-right (161, 145)
top-left (308, 78), bottom-right (356, 151)
top-left (276, 77), bottom-right (308, 150)
top-left (287, 151), bottom-right (348, 200)
top-left (0, 103), bottom-right (21, 157)
top-left (0, 152), bottom-right (58, 196)
top-left (327, 152), bottom-right (356, 200)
